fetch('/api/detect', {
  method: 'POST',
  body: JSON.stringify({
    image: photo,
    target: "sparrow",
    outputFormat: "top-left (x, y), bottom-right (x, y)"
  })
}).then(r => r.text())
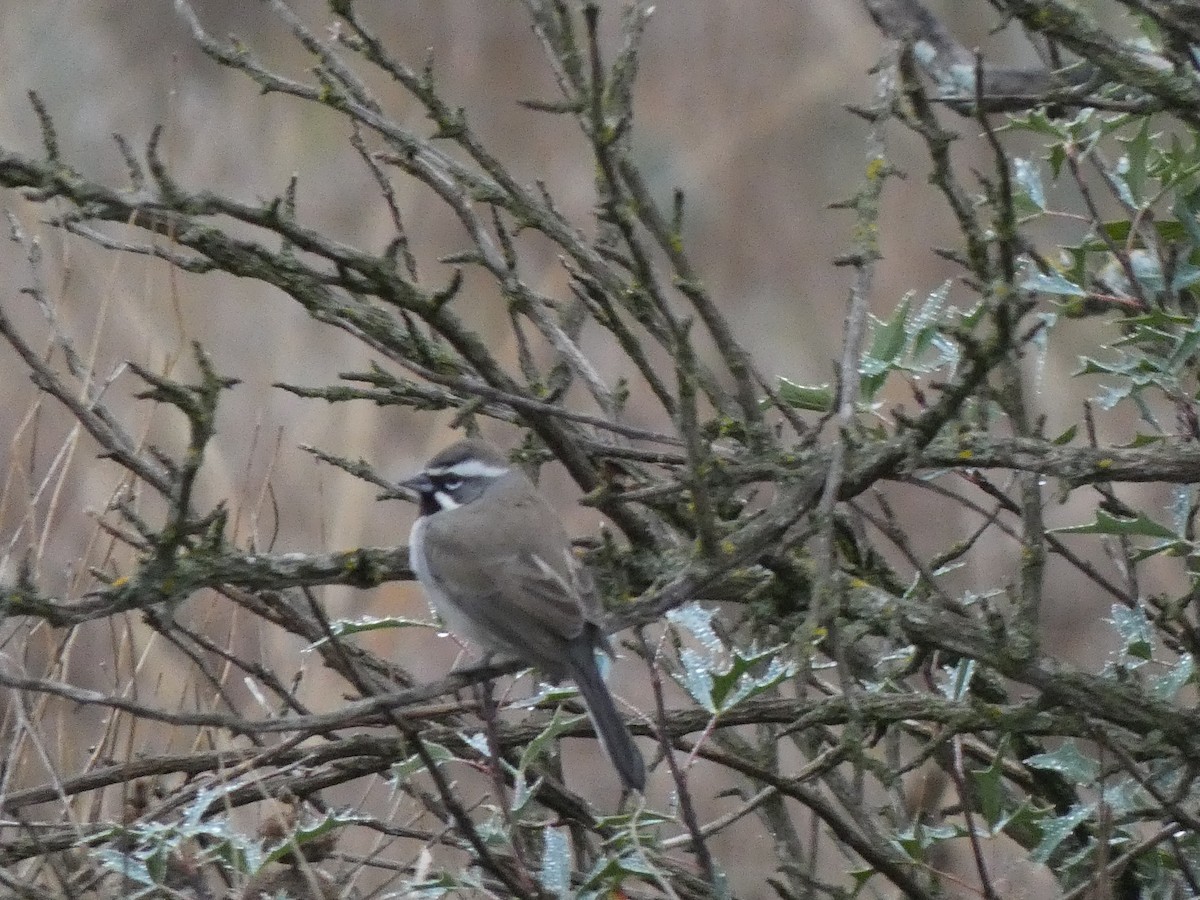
top-left (401, 438), bottom-right (646, 791)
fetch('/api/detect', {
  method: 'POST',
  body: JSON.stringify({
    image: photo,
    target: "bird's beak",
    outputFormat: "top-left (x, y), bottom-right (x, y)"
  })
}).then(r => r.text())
top-left (399, 472), bottom-right (434, 495)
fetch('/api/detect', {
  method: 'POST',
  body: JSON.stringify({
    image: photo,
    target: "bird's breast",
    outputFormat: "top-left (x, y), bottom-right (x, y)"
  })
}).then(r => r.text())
top-left (408, 515), bottom-right (495, 650)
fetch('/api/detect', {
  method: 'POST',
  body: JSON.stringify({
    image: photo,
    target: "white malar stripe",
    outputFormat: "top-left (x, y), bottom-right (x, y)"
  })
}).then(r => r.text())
top-left (434, 491), bottom-right (462, 510)
top-left (426, 460), bottom-right (511, 479)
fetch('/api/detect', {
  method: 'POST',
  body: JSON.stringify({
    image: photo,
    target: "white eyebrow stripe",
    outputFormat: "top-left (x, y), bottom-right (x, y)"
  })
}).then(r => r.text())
top-left (427, 460), bottom-right (511, 479)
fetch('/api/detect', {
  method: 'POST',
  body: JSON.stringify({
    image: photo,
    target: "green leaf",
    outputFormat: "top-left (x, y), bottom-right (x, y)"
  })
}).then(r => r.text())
top-left (1076, 351), bottom-right (1150, 378)
top-left (1093, 382), bottom-right (1133, 411)
top-left (667, 603), bottom-right (723, 655)
top-left (1031, 804), bottom-right (1095, 864)
top-left (1172, 263), bottom-right (1200, 292)
top-left (146, 845), bottom-right (169, 884)
top-left (848, 865), bottom-right (877, 894)
top-left (1111, 604), bottom-right (1154, 661)
top-left (970, 756), bottom-right (1006, 829)
top-left (391, 741), bottom-right (456, 782)
top-left (709, 646), bottom-right (797, 712)
top-left (676, 645), bottom-right (716, 713)
top-left (1052, 509), bottom-right (1176, 539)
top-left (669, 606), bottom-right (795, 714)
top-left (1117, 117), bottom-right (1152, 203)
top-left (591, 808), bottom-right (673, 851)
top-left (461, 732), bottom-right (490, 757)
top-left (1100, 218), bottom-right (1190, 246)
top-left (1002, 107), bottom-right (1070, 139)
top-left (1104, 775), bottom-right (1153, 816)
top-left (1118, 309), bottom-right (1195, 331)
top-left (1021, 270), bottom-right (1086, 297)
top-left (1048, 142), bottom-right (1067, 178)
top-left (1050, 424), bottom-right (1078, 445)
top-left (539, 828), bottom-right (571, 898)
top-left (261, 811), bottom-right (367, 868)
top-left (312, 615), bottom-right (437, 646)
top-left (1117, 432), bottom-right (1165, 448)
top-left (938, 658), bottom-right (975, 701)
top-left (866, 294), bottom-right (911, 367)
top-left (1111, 157), bottom-right (1138, 207)
top-left (1173, 185), bottom-right (1200, 246)
top-left (1130, 11), bottom-right (1163, 45)
top-left (1013, 157), bottom-right (1046, 211)
top-left (1030, 311), bottom-right (1057, 389)
top-left (909, 281), bottom-right (951, 344)
top-left (519, 705), bottom-right (583, 774)
top-left (404, 870), bottom-right (461, 898)
top-left (892, 821), bottom-right (960, 861)
top-left (508, 769), bottom-right (538, 815)
top-left (1024, 741), bottom-right (1101, 785)
top-left (1127, 249), bottom-right (1168, 294)
top-left (776, 378), bottom-right (833, 412)
top-left (510, 680), bottom-right (580, 709)
top-left (1170, 485), bottom-right (1194, 536)
top-left (1166, 328), bottom-right (1200, 374)
top-left (92, 849), bottom-right (157, 888)
top-left (1151, 653), bottom-right (1195, 701)
top-left (580, 850), bottom-right (661, 891)
top-left (960, 300), bottom-right (988, 328)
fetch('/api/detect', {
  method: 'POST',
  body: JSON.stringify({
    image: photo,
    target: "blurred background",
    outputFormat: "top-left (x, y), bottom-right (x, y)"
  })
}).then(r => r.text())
top-left (0, 2), bottom-right (1134, 895)
top-left (0, 0), bottom-right (1051, 589)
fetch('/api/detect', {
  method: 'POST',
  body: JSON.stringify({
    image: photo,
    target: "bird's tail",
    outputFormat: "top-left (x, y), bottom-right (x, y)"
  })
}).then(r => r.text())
top-left (567, 641), bottom-right (646, 792)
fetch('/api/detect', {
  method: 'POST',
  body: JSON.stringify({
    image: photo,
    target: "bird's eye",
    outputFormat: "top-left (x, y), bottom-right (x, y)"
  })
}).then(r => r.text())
top-left (441, 477), bottom-right (463, 491)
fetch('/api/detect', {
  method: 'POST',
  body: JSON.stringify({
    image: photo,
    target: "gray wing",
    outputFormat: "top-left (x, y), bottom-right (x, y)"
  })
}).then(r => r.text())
top-left (420, 495), bottom-right (606, 674)
top-left (446, 549), bottom-right (589, 677)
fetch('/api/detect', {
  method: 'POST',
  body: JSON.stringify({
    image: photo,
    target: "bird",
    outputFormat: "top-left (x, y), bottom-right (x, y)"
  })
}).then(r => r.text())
top-left (400, 437), bottom-right (646, 792)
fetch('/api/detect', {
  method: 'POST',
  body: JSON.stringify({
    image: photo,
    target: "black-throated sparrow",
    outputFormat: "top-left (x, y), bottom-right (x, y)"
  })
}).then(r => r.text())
top-left (401, 438), bottom-right (646, 792)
